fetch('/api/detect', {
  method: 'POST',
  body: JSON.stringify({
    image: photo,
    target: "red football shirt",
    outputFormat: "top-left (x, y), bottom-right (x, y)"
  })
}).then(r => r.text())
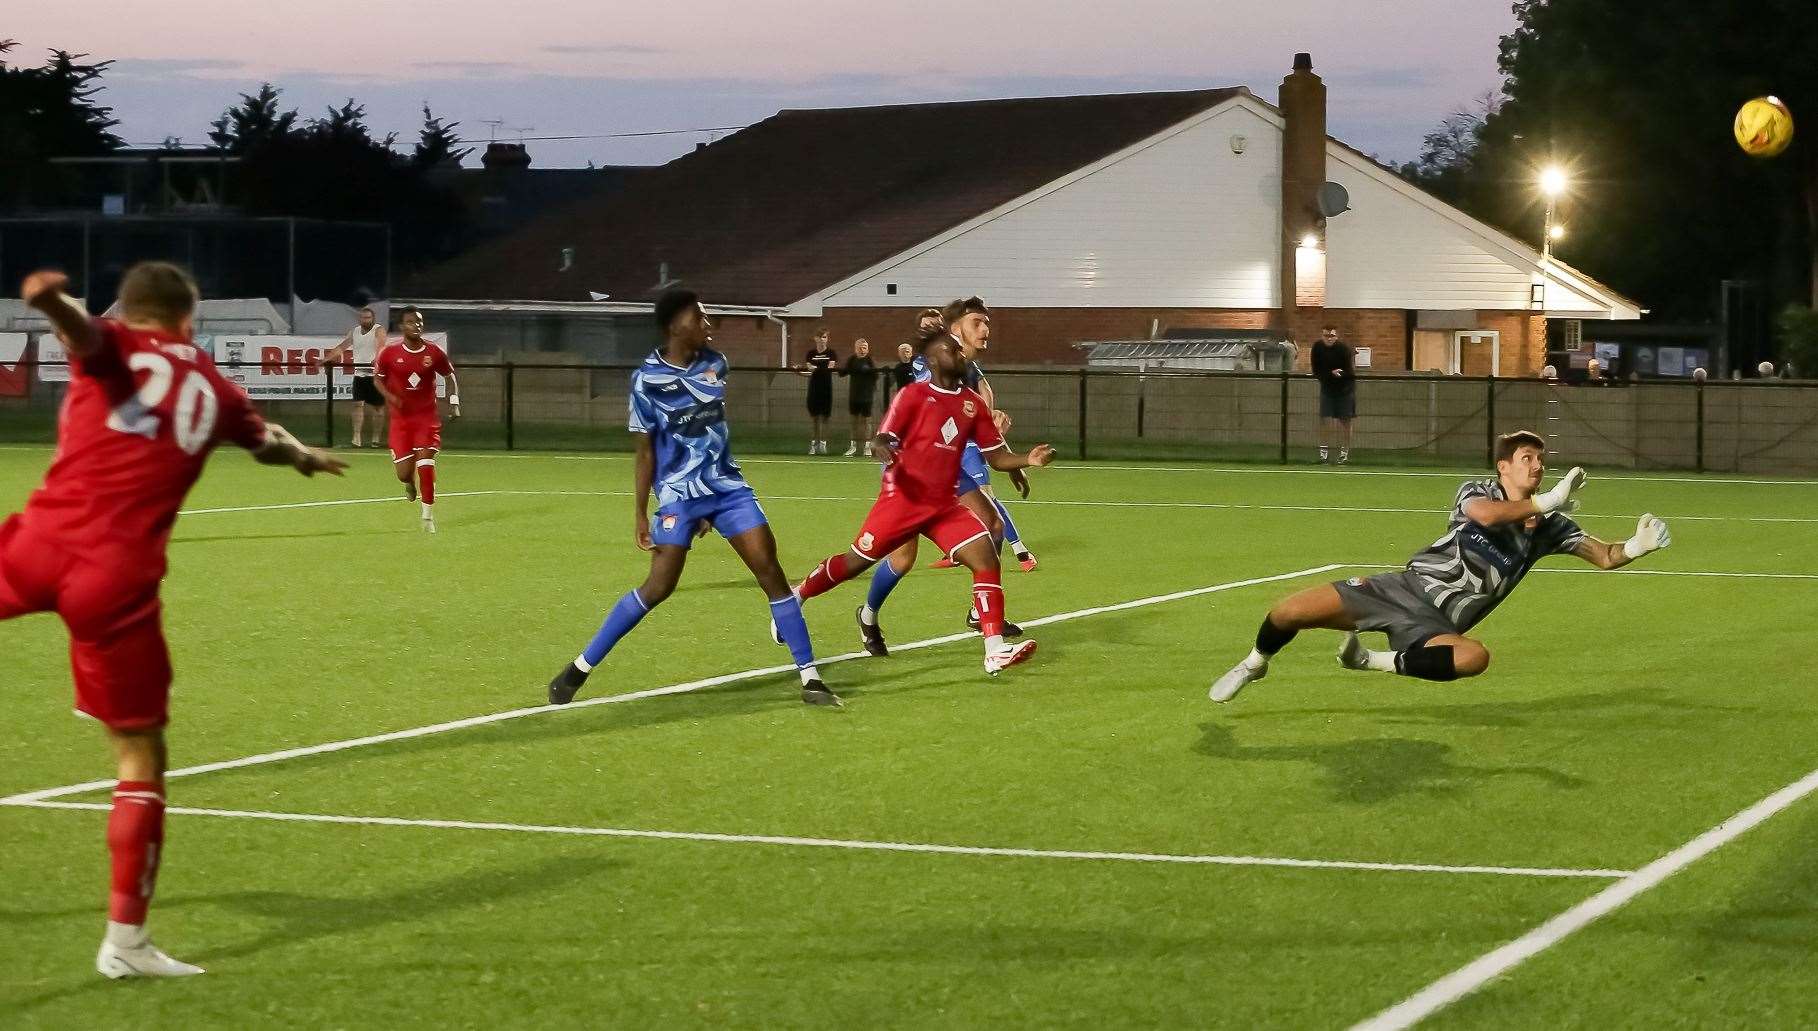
top-left (876, 380), bottom-right (1003, 505)
top-left (21, 318), bottom-right (267, 551)
top-left (376, 341), bottom-right (453, 419)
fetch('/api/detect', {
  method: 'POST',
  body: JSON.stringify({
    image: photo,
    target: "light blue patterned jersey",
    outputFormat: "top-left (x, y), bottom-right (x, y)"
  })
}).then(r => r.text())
top-left (628, 347), bottom-right (749, 509)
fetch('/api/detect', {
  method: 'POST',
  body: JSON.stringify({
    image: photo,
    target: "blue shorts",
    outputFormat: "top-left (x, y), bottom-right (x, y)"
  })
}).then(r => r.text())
top-left (956, 444), bottom-right (989, 495)
top-left (650, 488), bottom-right (769, 549)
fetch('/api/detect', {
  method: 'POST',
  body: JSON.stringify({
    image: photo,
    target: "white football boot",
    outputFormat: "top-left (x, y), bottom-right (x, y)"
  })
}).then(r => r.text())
top-left (97, 934), bottom-right (205, 980)
top-left (1337, 632), bottom-right (1370, 671)
top-left (1209, 656), bottom-right (1268, 703)
top-left (984, 639), bottom-right (1037, 675)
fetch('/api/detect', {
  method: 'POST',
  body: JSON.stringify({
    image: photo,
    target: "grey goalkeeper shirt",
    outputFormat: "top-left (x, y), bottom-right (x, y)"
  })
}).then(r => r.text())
top-left (1406, 479), bottom-right (1586, 631)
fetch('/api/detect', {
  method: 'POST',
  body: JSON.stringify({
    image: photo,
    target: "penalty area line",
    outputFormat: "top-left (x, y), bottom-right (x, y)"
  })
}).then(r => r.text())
top-left (0, 564), bottom-right (1344, 806)
top-left (1350, 764), bottom-right (1818, 1030)
top-left (9, 800), bottom-right (1632, 881)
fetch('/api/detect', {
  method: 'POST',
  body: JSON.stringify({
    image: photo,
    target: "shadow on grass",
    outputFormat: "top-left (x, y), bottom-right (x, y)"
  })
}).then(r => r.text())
top-left (1195, 722), bottom-right (1587, 804)
top-left (1230, 685), bottom-right (1763, 731)
top-left (172, 528), bottom-right (416, 546)
top-left (0, 851), bottom-right (618, 1016)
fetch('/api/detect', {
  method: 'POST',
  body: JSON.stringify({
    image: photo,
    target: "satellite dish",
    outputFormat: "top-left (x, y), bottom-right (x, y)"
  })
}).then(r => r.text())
top-left (1318, 182), bottom-right (1350, 217)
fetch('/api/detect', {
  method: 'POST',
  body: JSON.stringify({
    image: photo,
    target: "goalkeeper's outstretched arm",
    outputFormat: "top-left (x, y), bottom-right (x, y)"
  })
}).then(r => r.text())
top-left (1570, 514), bottom-right (1672, 569)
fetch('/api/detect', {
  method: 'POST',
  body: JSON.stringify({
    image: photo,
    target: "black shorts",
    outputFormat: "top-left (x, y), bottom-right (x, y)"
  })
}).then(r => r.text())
top-left (1319, 390), bottom-right (1355, 421)
top-left (806, 381), bottom-right (833, 418)
top-left (849, 392), bottom-right (875, 417)
top-left (352, 375), bottom-right (384, 407)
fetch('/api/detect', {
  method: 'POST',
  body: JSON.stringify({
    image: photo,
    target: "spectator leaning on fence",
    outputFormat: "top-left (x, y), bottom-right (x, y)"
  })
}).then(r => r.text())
top-left (799, 328), bottom-right (837, 455)
top-left (839, 337), bottom-right (880, 456)
top-left (1310, 324), bottom-right (1356, 464)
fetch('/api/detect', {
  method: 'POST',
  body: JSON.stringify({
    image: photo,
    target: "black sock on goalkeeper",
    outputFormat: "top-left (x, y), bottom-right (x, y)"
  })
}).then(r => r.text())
top-left (1393, 645), bottom-right (1458, 681)
top-left (1255, 616), bottom-right (1297, 656)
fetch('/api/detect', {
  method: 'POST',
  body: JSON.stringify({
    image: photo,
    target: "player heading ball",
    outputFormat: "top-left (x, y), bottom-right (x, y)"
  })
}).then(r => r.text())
top-left (1210, 431), bottom-right (1672, 702)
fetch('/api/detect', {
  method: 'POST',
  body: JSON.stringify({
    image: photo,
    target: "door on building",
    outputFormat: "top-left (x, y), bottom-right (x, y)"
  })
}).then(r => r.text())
top-left (1455, 331), bottom-right (1501, 377)
top-left (1413, 329), bottom-right (1458, 374)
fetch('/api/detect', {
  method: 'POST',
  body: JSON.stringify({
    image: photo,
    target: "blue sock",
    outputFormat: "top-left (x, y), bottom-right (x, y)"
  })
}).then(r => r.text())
top-left (993, 497), bottom-right (1023, 549)
top-left (578, 590), bottom-right (650, 669)
top-left (866, 558), bottom-right (906, 614)
top-left (768, 595), bottom-right (817, 671)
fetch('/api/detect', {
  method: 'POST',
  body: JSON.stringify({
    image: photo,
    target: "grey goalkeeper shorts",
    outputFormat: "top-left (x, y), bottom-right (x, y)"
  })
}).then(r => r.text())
top-left (1332, 571), bottom-right (1459, 651)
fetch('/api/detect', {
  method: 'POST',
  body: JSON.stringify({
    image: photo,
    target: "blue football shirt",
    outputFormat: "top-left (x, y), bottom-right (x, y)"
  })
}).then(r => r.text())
top-left (628, 347), bottom-right (749, 508)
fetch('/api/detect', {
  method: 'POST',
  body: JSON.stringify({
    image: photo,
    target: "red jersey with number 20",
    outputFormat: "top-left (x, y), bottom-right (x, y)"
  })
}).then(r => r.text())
top-left (376, 341), bottom-right (453, 419)
top-left (877, 381), bottom-right (1003, 505)
top-left (21, 319), bottom-right (267, 551)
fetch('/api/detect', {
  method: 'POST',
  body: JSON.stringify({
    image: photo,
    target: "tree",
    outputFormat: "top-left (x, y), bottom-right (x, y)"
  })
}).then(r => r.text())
top-left (0, 41), bottom-right (122, 205)
top-left (411, 104), bottom-right (470, 170)
top-left (1399, 0), bottom-right (1818, 323)
top-left (208, 83), bottom-right (298, 153)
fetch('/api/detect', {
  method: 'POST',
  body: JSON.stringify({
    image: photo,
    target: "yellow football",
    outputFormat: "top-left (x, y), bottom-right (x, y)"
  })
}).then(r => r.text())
top-left (1734, 96), bottom-right (1794, 158)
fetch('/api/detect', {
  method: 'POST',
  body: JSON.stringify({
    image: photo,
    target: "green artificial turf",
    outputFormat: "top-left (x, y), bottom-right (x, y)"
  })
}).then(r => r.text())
top-left (2, 444), bottom-right (1816, 1028)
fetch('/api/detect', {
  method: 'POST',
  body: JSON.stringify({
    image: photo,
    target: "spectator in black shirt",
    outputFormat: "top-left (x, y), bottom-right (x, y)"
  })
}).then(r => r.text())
top-left (839, 338), bottom-right (880, 456)
top-left (799, 328), bottom-right (837, 454)
top-left (1309, 324), bottom-right (1356, 464)
top-left (888, 342), bottom-right (917, 402)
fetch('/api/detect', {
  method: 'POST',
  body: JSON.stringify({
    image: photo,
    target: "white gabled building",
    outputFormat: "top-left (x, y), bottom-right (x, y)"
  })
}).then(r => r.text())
top-left (409, 54), bottom-right (1639, 375)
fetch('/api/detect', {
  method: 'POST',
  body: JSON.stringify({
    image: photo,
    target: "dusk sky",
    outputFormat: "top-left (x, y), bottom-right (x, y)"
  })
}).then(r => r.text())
top-left (23, 1), bottom-right (1518, 168)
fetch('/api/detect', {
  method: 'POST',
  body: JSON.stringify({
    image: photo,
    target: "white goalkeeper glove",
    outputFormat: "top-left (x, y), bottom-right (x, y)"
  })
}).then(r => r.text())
top-left (1535, 466), bottom-right (1586, 515)
top-left (1622, 513), bottom-right (1671, 560)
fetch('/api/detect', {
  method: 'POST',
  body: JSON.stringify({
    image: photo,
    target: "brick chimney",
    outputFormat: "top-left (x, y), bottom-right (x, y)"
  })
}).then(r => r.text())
top-left (482, 142), bottom-right (532, 173)
top-left (1278, 52), bottom-right (1327, 337)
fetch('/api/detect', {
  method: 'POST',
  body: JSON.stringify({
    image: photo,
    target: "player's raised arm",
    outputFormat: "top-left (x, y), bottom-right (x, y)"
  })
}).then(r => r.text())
top-left (1462, 466), bottom-right (1585, 526)
top-left (1569, 514), bottom-right (1672, 570)
top-left (251, 423), bottom-right (348, 478)
top-left (322, 329), bottom-right (355, 364)
top-left (985, 443), bottom-right (1055, 472)
top-left (20, 271), bottom-right (102, 358)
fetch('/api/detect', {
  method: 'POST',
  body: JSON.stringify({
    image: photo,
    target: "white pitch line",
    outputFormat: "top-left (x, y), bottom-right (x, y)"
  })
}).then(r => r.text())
top-left (439, 450), bottom-right (1818, 488)
top-left (0, 564), bottom-right (1343, 805)
top-left (9, 800), bottom-right (1632, 880)
top-left (169, 489), bottom-right (1818, 526)
top-left (1350, 764), bottom-right (1818, 1030)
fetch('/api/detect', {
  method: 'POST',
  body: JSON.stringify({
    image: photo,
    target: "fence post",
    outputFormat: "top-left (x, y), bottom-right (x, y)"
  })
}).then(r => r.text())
top-left (1694, 380), bottom-right (1705, 473)
top-left (323, 362), bottom-right (335, 448)
top-left (505, 362), bottom-right (516, 451)
top-left (1077, 369), bottom-right (1089, 460)
top-left (1485, 375), bottom-right (1496, 468)
top-left (1278, 370), bottom-right (1290, 465)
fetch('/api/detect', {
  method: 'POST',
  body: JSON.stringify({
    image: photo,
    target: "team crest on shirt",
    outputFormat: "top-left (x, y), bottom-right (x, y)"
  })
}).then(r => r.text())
top-left (962, 400), bottom-right (976, 417)
top-left (858, 532), bottom-right (875, 552)
top-left (420, 356), bottom-right (433, 368)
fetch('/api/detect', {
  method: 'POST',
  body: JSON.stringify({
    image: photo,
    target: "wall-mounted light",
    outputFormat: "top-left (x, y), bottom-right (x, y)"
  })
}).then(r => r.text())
top-left (1299, 233), bottom-right (1319, 250)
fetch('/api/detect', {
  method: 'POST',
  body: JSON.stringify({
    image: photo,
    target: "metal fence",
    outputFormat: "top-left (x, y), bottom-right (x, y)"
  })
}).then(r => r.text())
top-left (4, 361), bottom-right (1817, 474)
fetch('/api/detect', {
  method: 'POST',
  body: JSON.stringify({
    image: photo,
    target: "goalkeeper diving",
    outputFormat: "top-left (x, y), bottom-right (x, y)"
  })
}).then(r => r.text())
top-left (1211, 430), bottom-right (1672, 702)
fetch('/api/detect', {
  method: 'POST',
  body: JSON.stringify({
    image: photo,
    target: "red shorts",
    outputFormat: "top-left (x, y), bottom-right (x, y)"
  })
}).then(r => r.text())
top-left (0, 515), bottom-right (171, 730)
top-left (390, 413), bottom-right (442, 461)
top-left (852, 494), bottom-right (993, 562)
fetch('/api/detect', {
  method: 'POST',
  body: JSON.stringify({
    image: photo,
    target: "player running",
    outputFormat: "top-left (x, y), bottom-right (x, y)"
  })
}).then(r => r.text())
top-left (1209, 431), bottom-right (1672, 702)
top-left (856, 300), bottom-right (1034, 655)
top-left (321, 305), bottom-right (387, 448)
top-left (927, 303), bottom-right (1038, 574)
top-left (374, 307), bottom-right (459, 533)
top-left (790, 329), bottom-right (1055, 675)
top-left (547, 290), bottom-right (836, 707)
top-left (7, 264), bottom-right (345, 978)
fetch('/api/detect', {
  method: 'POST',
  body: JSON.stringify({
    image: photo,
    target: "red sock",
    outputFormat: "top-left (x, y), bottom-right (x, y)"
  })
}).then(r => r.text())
top-left (417, 459), bottom-right (436, 505)
top-left (973, 568), bottom-right (1005, 640)
top-left (796, 553), bottom-right (855, 600)
top-left (107, 781), bottom-right (165, 926)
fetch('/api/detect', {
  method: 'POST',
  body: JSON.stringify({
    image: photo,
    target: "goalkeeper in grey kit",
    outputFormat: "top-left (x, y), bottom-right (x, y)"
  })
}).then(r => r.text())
top-left (1211, 431), bottom-right (1673, 702)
